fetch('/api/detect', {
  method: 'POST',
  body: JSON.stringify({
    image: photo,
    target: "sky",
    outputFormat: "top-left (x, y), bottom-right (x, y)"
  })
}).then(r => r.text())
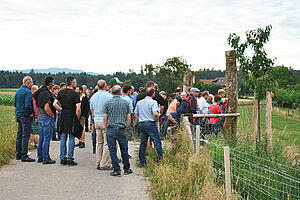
top-left (0, 0), bottom-right (299, 74)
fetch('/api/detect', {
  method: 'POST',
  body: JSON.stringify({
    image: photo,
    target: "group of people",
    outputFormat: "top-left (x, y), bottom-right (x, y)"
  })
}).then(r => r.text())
top-left (14, 75), bottom-right (226, 176)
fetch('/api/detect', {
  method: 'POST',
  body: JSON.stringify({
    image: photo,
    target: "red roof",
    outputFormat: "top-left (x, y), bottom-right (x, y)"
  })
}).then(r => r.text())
top-left (200, 79), bottom-right (214, 84)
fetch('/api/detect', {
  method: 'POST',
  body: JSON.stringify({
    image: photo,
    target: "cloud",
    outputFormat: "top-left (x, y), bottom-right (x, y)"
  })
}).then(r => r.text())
top-left (0, 0), bottom-right (299, 73)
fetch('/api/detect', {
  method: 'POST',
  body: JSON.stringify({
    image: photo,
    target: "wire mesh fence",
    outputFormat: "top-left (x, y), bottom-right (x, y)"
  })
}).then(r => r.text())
top-left (205, 142), bottom-right (300, 200)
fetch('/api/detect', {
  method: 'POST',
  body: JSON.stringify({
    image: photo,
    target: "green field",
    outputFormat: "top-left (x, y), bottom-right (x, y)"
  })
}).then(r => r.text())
top-left (0, 88), bottom-right (18, 92)
top-left (0, 106), bottom-right (17, 166)
top-left (238, 106), bottom-right (300, 146)
top-left (0, 93), bottom-right (14, 106)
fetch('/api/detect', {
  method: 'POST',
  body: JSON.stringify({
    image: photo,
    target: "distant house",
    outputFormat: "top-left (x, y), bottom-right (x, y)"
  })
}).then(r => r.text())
top-left (200, 77), bottom-right (226, 87)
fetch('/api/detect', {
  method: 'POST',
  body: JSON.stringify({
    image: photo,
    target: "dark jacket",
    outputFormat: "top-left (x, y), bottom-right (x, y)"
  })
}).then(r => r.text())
top-left (177, 100), bottom-right (187, 116)
top-left (15, 85), bottom-right (34, 118)
top-left (33, 85), bottom-right (56, 117)
top-left (186, 95), bottom-right (197, 123)
top-left (136, 88), bottom-right (165, 106)
top-left (80, 95), bottom-right (90, 118)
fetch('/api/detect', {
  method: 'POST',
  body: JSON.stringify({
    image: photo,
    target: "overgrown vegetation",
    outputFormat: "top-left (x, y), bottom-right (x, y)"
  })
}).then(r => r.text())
top-left (0, 106), bottom-right (17, 166)
top-left (143, 129), bottom-right (225, 200)
top-left (0, 93), bottom-right (14, 106)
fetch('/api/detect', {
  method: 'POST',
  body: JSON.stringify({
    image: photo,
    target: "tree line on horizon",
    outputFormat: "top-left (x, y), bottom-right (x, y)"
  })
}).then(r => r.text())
top-left (0, 57), bottom-right (299, 99)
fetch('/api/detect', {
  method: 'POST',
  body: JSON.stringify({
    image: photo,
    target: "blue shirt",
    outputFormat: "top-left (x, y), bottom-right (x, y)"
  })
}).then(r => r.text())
top-left (89, 90), bottom-right (112, 122)
top-left (134, 96), bottom-right (159, 122)
top-left (15, 85), bottom-right (34, 118)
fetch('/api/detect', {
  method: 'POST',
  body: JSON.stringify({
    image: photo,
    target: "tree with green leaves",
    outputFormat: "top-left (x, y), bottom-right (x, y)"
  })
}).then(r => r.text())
top-left (228, 25), bottom-right (276, 145)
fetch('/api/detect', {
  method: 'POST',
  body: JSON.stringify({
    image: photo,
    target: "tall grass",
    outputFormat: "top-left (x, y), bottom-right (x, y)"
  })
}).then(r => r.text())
top-left (143, 129), bottom-right (225, 200)
top-left (0, 93), bottom-right (14, 106)
top-left (0, 106), bottom-right (17, 166)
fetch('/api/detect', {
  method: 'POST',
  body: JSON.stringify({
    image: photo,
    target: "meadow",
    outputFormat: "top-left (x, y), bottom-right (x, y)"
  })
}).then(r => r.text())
top-left (0, 106), bottom-right (17, 166)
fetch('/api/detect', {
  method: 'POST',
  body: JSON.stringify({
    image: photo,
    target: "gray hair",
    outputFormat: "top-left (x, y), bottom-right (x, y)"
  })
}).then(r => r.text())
top-left (31, 85), bottom-right (38, 91)
top-left (112, 85), bottom-right (121, 95)
top-left (97, 80), bottom-right (106, 89)
top-left (23, 76), bottom-right (32, 84)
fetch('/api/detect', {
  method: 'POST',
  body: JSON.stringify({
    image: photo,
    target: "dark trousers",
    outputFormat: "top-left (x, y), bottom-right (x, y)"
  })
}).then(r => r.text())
top-left (161, 119), bottom-right (173, 138)
top-left (106, 128), bottom-right (130, 172)
top-left (16, 116), bottom-right (33, 159)
top-left (139, 121), bottom-right (162, 165)
top-left (85, 113), bottom-right (89, 132)
top-left (92, 123), bottom-right (96, 153)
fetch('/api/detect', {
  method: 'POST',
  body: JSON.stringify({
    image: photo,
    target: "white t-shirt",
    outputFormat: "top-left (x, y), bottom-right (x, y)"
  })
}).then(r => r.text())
top-left (198, 97), bottom-right (210, 114)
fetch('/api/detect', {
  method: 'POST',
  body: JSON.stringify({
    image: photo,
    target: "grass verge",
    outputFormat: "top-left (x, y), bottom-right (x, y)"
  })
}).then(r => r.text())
top-left (143, 129), bottom-right (225, 200)
top-left (0, 105), bottom-right (17, 166)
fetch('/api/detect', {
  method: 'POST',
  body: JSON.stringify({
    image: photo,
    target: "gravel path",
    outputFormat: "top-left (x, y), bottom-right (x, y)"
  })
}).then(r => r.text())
top-left (0, 131), bottom-right (149, 200)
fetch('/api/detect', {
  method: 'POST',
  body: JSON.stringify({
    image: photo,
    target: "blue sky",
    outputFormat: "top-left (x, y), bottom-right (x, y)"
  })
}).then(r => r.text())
top-left (0, 0), bottom-right (299, 73)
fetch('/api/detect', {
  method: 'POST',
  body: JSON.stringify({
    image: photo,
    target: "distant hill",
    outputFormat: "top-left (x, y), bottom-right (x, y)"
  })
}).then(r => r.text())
top-left (10, 67), bottom-right (101, 76)
top-left (291, 69), bottom-right (300, 79)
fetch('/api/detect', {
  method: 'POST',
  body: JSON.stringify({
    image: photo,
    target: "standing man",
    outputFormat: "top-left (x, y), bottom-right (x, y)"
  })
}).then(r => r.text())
top-left (15, 76), bottom-right (35, 162)
top-left (135, 88), bottom-right (163, 167)
top-left (33, 76), bottom-right (56, 164)
top-left (103, 85), bottom-right (133, 176)
top-left (82, 85), bottom-right (89, 132)
top-left (122, 85), bottom-right (134, 141)
top-left (75, 86), bottom-right (90, 148)
top-left (53, 76), bottom-right (81, 166)
top-left (89, 80), bottom-right (112, 170)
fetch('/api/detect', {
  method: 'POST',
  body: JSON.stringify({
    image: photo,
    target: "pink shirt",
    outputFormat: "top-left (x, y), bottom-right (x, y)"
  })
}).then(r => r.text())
top-left (167, 99), bottom-right (178, 114)
top-left (209, 104), bottom-right (222, 124)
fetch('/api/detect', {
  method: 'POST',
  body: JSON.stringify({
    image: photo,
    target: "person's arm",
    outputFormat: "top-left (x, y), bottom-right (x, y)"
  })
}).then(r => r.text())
top-left (153, 111), bottom-right (159, 124)
top-left (53, 99), bottom-right (62, 111)
top-left (126, 114), bottom-right (131, 127)
top-left (103, 113), bottom-right (107, 130)
top-left (191, 99), bottom-right (197, 114)
top-left (44, 103), bottom-right (55, 119)
top-left (134, 113), bottom-right (139, 122)
top-left (25, 91), bottom-right (33, 117)
top-left (76, 103), bottom-right (81, 119)
top-left (91, 109), bottom-right (95, 119)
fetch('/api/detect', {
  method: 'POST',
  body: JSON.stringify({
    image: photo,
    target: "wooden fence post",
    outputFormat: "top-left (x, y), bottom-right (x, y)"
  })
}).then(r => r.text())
top-left (224, 146), bottom-right (232, 200)
top-left (265, 91), bottom-right (272, 147)
top-left (224, 50), bottom-right (238, 138)
top-left (252, 92), bottom-right (259, 145)
top-left (196, 125), bottom-right (200, 155)
top-left (183, 70), bottom-right (195, 93)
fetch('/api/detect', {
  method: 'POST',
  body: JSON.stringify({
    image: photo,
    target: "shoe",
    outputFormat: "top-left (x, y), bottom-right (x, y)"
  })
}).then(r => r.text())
top-left (16, 156), bottom-right (21, 160)
top-left (21, 157), bottom-right (36, 162)
top-left (37, 158), bottom-right (43, 163)
top-left (128, 154), bottom-right (132, 159)
top-left (43, 159), bottom-right (56, 164)
top-left (67, 160), bottom-right (77, 166)
top-left (124, 169), bottom-right (133, 175)
top-left (118, 159), bottom-right (122, 163)
top-left (75, 142), bottom-right (82, 147)
top-left (110, 171), bottom-right (121, 177)
top-left (99, 166), bottom-right (113, 170)
top-left (139, 163), bottom-right (146, 168)
top-left (52, 138), bottom-right (60, 141)
top-left (79, 142), bottom-right (85, 148)
top-left (96, 164), bottom-right (100, 170)
top-left (60, 159), bottom-right (67, 165)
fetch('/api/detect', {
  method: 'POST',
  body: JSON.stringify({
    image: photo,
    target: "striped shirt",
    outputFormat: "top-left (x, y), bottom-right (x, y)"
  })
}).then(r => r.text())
top-left (103, 96), bottom-right (131, 129)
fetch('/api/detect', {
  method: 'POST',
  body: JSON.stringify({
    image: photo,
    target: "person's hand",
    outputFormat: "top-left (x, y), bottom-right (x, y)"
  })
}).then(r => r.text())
top-left (29, 114), bottom-right (33, 118)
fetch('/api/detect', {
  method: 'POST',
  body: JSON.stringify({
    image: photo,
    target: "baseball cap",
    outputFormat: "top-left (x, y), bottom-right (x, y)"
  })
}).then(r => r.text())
top-left (109, 77), bottom-right (123, 85)
top-left (190, 87), bottom-right (200, 92)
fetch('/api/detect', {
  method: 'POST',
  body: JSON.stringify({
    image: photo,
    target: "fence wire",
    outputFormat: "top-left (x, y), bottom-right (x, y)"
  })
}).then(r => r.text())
top-left (205, 141), bottom-right (300, 200)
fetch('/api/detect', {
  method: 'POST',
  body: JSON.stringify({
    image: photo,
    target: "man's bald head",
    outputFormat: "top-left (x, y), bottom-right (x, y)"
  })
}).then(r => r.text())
top-left (97, 80), bottom-right (106, 90)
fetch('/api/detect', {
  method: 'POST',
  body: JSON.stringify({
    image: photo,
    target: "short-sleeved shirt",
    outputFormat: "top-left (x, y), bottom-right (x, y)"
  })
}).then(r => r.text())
top-left (56, 88), bottom-right (80, 113)
top-left (122, 95), bottom-right (133, 113)
top-left (89, 90), bottom-right (112, 122)
top-left (198, 97), bottom-right (210, 114)
top-left (209, 104), bottom-right (222, 124)
top-left (166, 99), bottom-right (178, 114)
top-left (103, 96), bottom-right (131, 129)
top-left (134, 96), bottom-right (159, 122)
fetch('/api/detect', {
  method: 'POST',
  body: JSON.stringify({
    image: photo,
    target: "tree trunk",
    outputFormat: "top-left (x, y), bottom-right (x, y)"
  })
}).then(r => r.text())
top-left (224, 50), bottom-right (238, 139)
top-left (252, 93), bottom-right (259, 145)
top-left (265, 91), bottom-right (272, 147)
top-left (183, 70), bottom-right (195, 93)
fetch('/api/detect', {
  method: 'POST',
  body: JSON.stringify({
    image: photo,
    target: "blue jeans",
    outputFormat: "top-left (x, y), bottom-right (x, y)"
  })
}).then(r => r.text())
top-left (92, 123), bottom-right (96, 153)
top-left (106, 128), bottom-right (130, 172)
top-left (16, 116), bottom-right (33, 159)
top-left (161, 119), bottom-right (172, 138)
top-left (60, 133), bottom-right (75, 161)
top-left (211, 121), bottom-right (221, 137)
top-left (38, 118), bottom-right (55, 161)
top-left (139, 122), bottom-right (163, 165)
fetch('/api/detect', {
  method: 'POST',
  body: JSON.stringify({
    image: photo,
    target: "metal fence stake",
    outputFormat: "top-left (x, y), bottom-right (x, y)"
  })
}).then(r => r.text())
top-left (224, 146), bottom-right (232, 200)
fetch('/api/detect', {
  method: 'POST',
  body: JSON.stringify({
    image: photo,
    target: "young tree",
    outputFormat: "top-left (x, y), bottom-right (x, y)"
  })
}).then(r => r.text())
top-left (228, 25), bottom-right (276, 145)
